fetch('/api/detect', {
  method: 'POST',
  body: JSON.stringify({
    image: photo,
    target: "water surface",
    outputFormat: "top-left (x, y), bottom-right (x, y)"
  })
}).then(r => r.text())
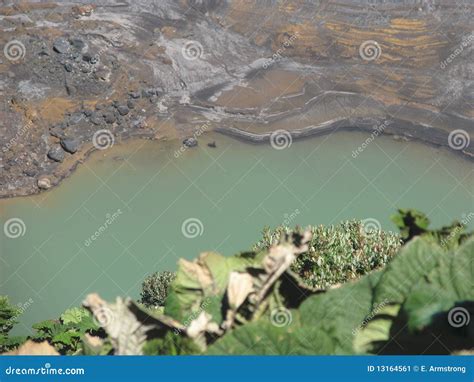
top-left (1, 131), bottom-right (472, 333)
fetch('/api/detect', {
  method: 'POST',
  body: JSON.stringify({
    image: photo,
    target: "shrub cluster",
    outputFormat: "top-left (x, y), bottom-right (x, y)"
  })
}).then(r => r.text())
top-left (254, 220), bottom-right (402, 289)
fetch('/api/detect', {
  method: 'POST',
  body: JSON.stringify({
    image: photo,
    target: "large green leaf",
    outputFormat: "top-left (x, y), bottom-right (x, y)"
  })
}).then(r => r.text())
top-left (165, 252), bottom-right (257, 323)
top-left (374, 238), bottom-right (443, 305)
top-left (60, 307), bottom-right (90, 325)
top-left (355, 238), bottom-right (474, 354)
top-left (298, 271), bottom-right (381, 353)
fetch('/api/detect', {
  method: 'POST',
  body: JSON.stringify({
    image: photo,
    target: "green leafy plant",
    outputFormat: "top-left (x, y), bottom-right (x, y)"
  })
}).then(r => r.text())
top-left (6, 211), bottom-right (473, 356)
top-left (254, 221), bottom-right (401, 289)
top-left (0, 296), bottom-right (25, 353)
top-left (390, 208), bottom-right (472, 249)
top-left (31, 307), bottom-right (101, 354)
top-left (140, 271), bottom-right (176, 308)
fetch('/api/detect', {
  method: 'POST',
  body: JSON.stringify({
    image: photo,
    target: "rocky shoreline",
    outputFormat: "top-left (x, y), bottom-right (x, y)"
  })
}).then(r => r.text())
top-left (1, 1), bottom-right (472, 199)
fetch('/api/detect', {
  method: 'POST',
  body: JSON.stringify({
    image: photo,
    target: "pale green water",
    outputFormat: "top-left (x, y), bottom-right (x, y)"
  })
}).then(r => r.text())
top-left (1, 131), bottom-right (472, 333)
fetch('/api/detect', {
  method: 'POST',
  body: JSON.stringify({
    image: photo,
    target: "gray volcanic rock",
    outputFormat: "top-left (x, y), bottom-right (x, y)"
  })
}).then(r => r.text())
top-left (117, 105), bottom-right (130, 116)
top-left (47, 146), bottom-right (65, 162)
top-left (60, 138), bottom-right (80, 154)
top-left (53, 37), bottom-right (71, 54)
top-left (0, 0), bottom-right (472, 199)
top-left (103, 112), bottom-right (116, 124)
top-left (183, 137), bottom-right (198, 148)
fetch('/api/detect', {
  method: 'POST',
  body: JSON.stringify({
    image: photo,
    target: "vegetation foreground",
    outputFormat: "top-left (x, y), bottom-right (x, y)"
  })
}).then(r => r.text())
top-left (1, 209), bottom-right (473, 356)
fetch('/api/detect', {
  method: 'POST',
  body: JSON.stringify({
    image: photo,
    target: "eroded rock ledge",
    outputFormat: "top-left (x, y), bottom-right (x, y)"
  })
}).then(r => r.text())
top-left (0, 0), bottom-right (472, 198)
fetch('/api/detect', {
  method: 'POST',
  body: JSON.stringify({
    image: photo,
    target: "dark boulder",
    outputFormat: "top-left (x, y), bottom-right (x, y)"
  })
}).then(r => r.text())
top-left (117, 105), bottom-right (129, 116)
top-left (60, 138), bottom-right (80, 154)
top-left (103, 111), bottom-right (116, 124)
top-left (53, 37), bottom-right (71, 54)
top-left (47, 146), bottom-right (65, 162)
top-left (183, 137), bottom-right (198, 148)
